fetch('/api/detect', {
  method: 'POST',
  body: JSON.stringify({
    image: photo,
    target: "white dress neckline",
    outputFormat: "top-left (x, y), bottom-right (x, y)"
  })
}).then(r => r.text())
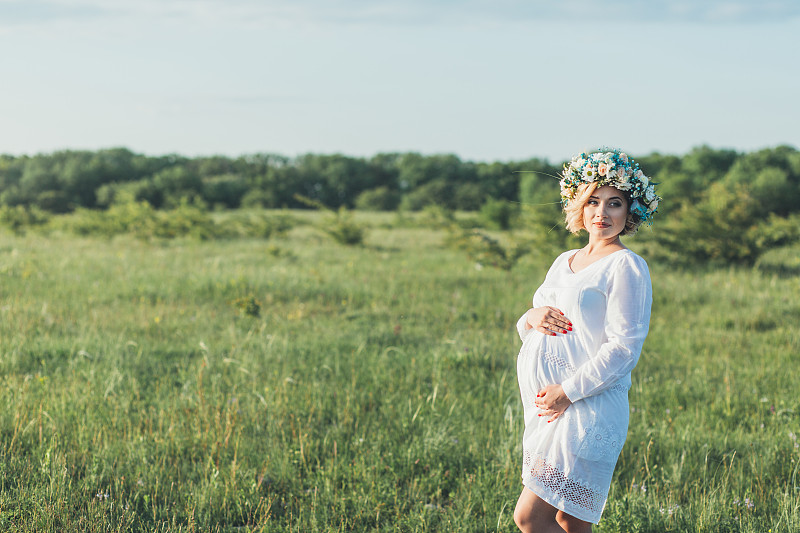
top-left (567, 248), bottom-right (628, 274)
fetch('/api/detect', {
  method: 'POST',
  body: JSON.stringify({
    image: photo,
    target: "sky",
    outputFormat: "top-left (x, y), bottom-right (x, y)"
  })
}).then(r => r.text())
top-left (1, 0), bottom-right (798, 163)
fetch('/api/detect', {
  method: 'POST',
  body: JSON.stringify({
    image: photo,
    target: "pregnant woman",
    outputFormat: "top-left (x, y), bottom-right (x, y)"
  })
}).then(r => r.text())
top-left (513, 149), bottom-right (660, 532)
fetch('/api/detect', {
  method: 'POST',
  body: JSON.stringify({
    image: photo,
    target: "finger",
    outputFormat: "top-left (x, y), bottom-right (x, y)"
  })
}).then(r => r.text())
top-left (547, 412), bottom-right (563, 423)
top-left (546, 315), bottom-right (573, 331)
top-left (540, 323), bottom-right (568, 335)
top-left (536, 325), bottom-right (560, 336)
top-left (540, 319), bottom-right (568, 334)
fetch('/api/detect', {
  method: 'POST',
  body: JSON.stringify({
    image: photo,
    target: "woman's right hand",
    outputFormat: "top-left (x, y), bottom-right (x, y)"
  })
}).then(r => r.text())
top-left (525, 307), bottom-right (572, 336)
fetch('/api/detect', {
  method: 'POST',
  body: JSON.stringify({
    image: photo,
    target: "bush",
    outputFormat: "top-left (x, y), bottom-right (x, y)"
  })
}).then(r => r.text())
top-left (66, 202), bottom-right (156, 237)
top-left (323, 207), bottom-right (365, 246)
top-left (646, 183), bottom-right (800, 266)
top-left (399, 180), bottom-right (453, 211)
top-left (479, 198), bottom-right (518, 230)
top-left (354, 186), bottom-right (401, 211)
top-left (0, 205), bottom-right (50, 234)
top-left (444, 226), bottom-right (528, 270)
top-left (240, 189), bottom-right (280, 209)
top-left (62, 201), bottom-right (216, 240)
top-left (215, 211), bottom-right (298, 239)
top-left (202, 175), bottom-right (249, 209)
top-left (146, 200), bottom-right (216, 240)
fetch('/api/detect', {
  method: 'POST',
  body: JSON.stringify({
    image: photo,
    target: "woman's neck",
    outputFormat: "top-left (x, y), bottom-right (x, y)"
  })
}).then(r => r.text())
top-left (582, 236), bottom-right (625, 256)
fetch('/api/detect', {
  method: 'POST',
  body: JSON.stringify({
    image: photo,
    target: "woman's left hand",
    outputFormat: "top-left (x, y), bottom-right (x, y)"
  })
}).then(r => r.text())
top-left (535, 384), bottom-right (572, 423)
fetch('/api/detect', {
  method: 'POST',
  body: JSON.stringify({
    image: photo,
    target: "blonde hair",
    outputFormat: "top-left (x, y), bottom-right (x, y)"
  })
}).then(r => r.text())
top-left (564, 182), bottom-right (641, 236)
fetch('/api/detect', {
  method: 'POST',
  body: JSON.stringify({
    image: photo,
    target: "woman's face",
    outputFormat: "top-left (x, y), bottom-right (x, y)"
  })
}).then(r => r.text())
top-left (583, 185), bottom-right (628, 239)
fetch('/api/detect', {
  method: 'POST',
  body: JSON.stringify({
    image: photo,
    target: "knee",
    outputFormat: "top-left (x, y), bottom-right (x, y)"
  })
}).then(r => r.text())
top-left (556, 511), bottom-right (592, 533)
top-left (513, 504), bottom-right (535, 532)
top-left (513, 506), bottom-right (528, 532)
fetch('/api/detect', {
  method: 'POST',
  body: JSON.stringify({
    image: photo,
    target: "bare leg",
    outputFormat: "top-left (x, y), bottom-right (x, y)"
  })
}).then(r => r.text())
top-left (513, 486), bottom-right (564, 533)
top-left (556, 509), bottom-right (592, 533)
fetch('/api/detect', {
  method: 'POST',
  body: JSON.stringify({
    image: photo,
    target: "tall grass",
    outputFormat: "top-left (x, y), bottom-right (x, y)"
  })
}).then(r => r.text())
top-left (0, 212), bottom-right (798, 531)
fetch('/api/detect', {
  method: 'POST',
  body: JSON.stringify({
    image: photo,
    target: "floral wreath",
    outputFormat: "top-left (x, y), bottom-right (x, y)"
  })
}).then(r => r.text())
top-left (559, 148), bottom-right (661, 223)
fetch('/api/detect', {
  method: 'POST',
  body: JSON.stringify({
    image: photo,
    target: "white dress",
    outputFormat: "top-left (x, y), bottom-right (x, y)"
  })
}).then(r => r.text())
top-left (516, 249), bottom-right (652, 523)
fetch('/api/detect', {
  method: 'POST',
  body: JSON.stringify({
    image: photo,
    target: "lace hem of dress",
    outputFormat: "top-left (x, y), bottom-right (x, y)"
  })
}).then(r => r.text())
top-left (523, 450), bottom-right (606, 523)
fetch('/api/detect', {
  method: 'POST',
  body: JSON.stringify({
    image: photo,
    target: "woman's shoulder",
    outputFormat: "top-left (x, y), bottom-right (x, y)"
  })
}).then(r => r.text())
top-left (612, 249), bottom-right (651, 278)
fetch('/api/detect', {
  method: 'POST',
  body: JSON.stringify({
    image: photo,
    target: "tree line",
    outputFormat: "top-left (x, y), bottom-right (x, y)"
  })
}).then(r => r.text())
top-left (1, 145), bottom-right (799, 264)
top-left (0, 145), bottom-right (798, 217)
top-left (0, 149), bottom-right (543, 213)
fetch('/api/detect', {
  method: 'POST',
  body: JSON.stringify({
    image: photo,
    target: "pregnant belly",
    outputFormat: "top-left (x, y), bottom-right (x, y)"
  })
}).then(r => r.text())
top-left (517, 333), bottom-right (577, 406)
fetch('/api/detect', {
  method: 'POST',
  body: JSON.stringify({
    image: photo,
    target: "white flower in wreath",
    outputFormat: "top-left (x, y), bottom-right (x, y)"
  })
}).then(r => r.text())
top-left (583, 165), bottom-right (598, 181)
top-left (649, 197), bottom-right (659, 211)
top-left (639, 172), bottom-right (650, 188)
top-left (615, 170), bottom-right (632, 190)
top-left (645, 185), bottom-right (656, 202)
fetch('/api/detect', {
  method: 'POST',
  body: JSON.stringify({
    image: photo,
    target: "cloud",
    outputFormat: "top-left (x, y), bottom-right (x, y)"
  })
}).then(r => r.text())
top-left (0, 0), bottom-right (109, 26)
top-left (1, 0), bottom-right (798, 30)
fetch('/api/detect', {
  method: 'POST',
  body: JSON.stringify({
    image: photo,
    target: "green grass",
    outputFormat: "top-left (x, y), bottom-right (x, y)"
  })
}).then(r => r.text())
top-left (1, 212), bottom-right (799, 531)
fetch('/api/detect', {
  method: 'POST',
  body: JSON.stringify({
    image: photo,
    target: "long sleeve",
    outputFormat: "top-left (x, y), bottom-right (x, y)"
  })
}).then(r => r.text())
top-left (560, 254), bottom-right (652, 402)
top-left (516, 312), bottom-right (533, 341)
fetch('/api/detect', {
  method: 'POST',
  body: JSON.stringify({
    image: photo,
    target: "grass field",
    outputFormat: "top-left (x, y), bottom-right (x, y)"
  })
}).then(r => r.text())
top-left (1, 211), bottom-right (799, 532)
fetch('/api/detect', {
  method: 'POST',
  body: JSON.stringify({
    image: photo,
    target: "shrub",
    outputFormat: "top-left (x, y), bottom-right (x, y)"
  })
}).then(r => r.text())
top-left (354, 186), bottom-right (401, 211)
top-left (215, 212), bottom-right (297, 239)
top-left (0, 205), bottom-right (50, 234)
top-left (479, 198), bottom-right (518, 230)
top-left (293, 194), bottom-right (366, 246)
top-left (324, 207), bottom-right (365, 246)
top-left (444, 226), bottom-right (528, 270)
top-left (232, 295), bottom-right (262, 318)
top-left (645, 183), bottom-right (800, 266)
